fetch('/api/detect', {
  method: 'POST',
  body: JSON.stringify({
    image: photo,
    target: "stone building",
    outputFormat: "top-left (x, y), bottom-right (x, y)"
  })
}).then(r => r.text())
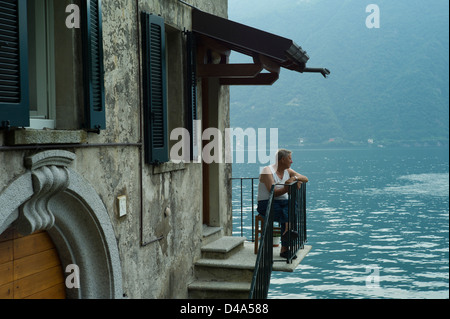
top-left (0, 0), bottom-right (327, 299)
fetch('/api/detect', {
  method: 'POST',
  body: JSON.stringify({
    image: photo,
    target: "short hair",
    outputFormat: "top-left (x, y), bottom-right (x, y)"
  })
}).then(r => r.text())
top-left (277, 149), bottom-right (292, 162)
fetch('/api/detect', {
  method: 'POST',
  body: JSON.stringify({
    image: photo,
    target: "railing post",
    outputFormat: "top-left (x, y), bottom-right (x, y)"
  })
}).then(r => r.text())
top-left (303, 183), bottom-right (307, 244)
top-left (284, 182), bottom-right (307, 264)
top-left (240, 178), bottom-right (243, 237)
top-left (287, 183), bottom-right (295, 263)
top-left (251, 178), bottom-right (255, 242)
top-left (249, 185), bottom-right (274, 299)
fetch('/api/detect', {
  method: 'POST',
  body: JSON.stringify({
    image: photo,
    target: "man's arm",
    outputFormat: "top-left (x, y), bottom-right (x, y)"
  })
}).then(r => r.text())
top-left (288, 168), bottom-right (308, 183)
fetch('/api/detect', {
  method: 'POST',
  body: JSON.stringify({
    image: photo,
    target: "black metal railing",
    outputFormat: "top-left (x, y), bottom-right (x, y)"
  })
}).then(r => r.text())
top-left (231, 177), bottom-right (258, 240)
top-left (249, 185), bottom-right (274, 299)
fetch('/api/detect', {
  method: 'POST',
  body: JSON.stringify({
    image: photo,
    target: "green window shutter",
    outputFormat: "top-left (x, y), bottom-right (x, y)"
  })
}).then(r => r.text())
top-left (82, 0), bottom-right (105, 131)
top-left (0, 0), bottom-right (29, 129)
top-left (141, 12), bottom-right (169, 165)
top-left (185, 31), bottom-right (198, 161)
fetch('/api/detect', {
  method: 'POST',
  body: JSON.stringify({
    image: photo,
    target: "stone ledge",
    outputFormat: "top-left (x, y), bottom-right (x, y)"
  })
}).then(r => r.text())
top-left (188, 280), bottom-right (251, 292)
top-left (152, 161), bottom-right (186, 174)
top-left (188, 280), bottom-right (251, 299)
top-left (202, 225), bottom-right (222, 238)
top-left (196, 242), bottom-right (312, 272)
top-left (201, 236), bottom-right (246, 259)
top-left (6, 128), bottom-right (87, 146)
top-left (202, 236), bottom-right (245, 254)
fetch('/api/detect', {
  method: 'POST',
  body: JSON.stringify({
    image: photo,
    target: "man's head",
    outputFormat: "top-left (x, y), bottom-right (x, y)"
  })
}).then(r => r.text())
top-left (276, 149), bottom-right (293, 169)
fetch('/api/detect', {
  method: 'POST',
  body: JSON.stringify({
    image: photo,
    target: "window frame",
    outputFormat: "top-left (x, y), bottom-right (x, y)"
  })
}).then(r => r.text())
top-left (0, 0), bottom-right (106, 132)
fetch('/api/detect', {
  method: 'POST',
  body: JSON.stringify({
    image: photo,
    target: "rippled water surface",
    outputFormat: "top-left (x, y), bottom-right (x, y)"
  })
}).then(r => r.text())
top-left (232, 147), bottom-right (449, 299)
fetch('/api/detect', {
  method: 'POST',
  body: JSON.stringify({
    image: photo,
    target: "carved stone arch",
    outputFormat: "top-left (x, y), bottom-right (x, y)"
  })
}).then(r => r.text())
top-left (0, 150), bottom-right (123, 299)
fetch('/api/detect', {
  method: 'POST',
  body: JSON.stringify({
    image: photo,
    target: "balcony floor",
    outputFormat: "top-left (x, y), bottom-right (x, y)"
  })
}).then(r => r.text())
top-left (271, 243), bottom-right (312, 272)
top-left (196, 240), bottom-right (312, 273)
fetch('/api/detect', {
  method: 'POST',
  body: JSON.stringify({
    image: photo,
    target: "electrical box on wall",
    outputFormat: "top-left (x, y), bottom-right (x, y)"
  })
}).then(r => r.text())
top-left (117, 195), bottom-right (127, 217)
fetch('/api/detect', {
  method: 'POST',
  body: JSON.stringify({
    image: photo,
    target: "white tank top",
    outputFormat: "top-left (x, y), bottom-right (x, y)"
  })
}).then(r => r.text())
top-left (257, 165), bottom-right (290, 201)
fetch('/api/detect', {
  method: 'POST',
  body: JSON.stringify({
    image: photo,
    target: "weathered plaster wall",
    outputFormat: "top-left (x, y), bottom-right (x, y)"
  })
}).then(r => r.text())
top-left (0, 0), bottom-right (230, 299)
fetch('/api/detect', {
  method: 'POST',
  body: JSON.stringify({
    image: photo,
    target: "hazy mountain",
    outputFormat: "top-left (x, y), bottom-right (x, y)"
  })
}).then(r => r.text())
top-left (228, 0), bottom-right (449, 147)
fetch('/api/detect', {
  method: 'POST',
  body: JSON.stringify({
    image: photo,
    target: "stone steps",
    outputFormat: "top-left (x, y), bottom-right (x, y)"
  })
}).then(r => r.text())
top-left (188, 236), bottom-right (252, 299)
top-left (188, 235), bottom-right (312, 299)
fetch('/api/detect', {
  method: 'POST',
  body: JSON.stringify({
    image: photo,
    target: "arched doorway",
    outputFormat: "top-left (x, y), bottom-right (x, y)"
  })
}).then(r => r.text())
top-left (0, 150), bottom-right (123, 299)
top-left (0, 227), bottom-right (65, 299)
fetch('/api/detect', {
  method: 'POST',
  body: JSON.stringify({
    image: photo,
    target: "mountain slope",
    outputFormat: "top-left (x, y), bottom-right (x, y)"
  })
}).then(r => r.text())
top-left (228, 0), bottom-right (449, 147)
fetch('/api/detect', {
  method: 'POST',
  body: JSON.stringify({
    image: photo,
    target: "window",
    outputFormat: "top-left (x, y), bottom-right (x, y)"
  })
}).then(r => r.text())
top-left (0, 0), bottom-right (105, 131)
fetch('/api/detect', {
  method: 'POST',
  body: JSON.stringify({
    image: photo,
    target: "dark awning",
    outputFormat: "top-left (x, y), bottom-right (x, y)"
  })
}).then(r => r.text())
top-left (192, 9), bottom-right (329, 78)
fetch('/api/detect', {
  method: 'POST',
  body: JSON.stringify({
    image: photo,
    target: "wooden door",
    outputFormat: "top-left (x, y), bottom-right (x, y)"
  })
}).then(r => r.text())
top-left (0, 227), bottom-right (66, 299)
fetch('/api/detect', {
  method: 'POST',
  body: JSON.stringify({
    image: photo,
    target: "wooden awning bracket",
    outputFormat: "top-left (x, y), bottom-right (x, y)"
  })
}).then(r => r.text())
top-left (196, 35), bottom-right (282, 85)
top-left (197, 44), bottom-right (280, 85)
top-left (219, 72), bottom-right (279, 86)
top-left (254, 54), bottom-right (281, 75)
top-left (197, 63), bottom-right (263, 78)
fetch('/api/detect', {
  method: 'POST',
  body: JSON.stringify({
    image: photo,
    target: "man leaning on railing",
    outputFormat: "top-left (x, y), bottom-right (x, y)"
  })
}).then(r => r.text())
top-left (256, 149), bottom-right (308, 259)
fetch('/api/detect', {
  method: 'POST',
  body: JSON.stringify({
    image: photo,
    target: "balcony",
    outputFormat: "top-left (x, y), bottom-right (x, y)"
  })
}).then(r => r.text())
top-left (188, 178), bottom-right (311, 299)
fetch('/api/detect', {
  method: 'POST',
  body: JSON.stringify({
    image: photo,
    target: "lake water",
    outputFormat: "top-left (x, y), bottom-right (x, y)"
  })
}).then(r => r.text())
top-left (231, 147), bottom-right (449, 299)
